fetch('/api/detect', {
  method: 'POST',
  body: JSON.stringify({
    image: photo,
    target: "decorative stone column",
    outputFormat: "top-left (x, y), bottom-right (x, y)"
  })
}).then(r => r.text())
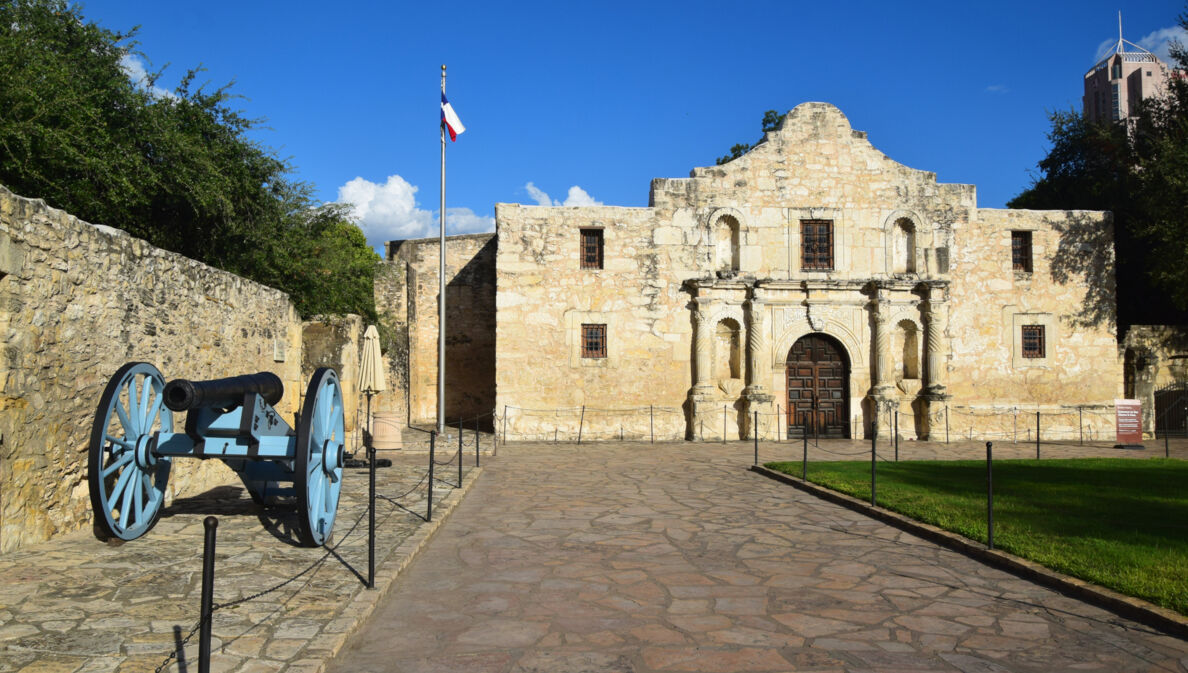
top-left (743, 294), bottom-right (774, 439)
top-left (922, 283), bottom-right (948, 397)
top-left (688, 298), bottom-right (719, 439)
top-left (871, 287), bottom-right (893, 395)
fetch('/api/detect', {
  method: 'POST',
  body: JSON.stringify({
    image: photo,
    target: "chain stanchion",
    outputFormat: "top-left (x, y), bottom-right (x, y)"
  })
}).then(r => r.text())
top-left (986, 441), bottom-right (994, 550)
top-left (427, 431), bottom-right (435, 522)
top-left (753, 411), bottom-right (759, 466)
top-left (722, 405), bottom-right (727, 444)
top-left (945, 404), bottom-right (950, 444)
top-left (367, 445), bottom-right (376, 589)
top-left (199, 516), bottom-right (218, 673)
top-left (475, 417), bottom-right (481, 467)
top-left (894, 410), bottom-right (899, 462)
top-left (650, 405), bottom-right (654, 444)
top-left (577, 406), bottom-right (585, 444)
top-left (1036, 411), bottom-right (1041, 460)
top-left (802, 416), bottom-right (808, 481)
top-left (458, 419), bottom-right (463, 486)
top-left (1079, 407), bottom-right (1084, 445)
top-left (870, 421), bottom-right (877, 507)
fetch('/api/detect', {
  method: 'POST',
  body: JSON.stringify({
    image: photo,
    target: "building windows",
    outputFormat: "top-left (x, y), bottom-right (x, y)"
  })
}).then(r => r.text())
top-left (1011, 231), bottom-right (1032, 272)
top-left (1021, 325), bottom-right (1045, 359)
top-left (581, 324), bottom-right (607, 358)
top-left (580, 229), bottom-right (603, 269)
top-left (801, 219), bottom-right (833, 270)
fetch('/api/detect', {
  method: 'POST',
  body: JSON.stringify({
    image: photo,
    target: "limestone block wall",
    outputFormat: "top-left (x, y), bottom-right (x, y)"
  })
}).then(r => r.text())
top-left (1121, 325), bottom-right (1188, 434)
top-left (383, 234), bottom-right (496, 429)
top-left (495, 205), bottom-right (702, 440)
top-left (0, 186), bottom-right (306, 553)
top-left (944, 208), bottom-right (1121, 439)
top-left (301, 315), bottom-right (363, 436)
top-left (372, 256), bottom-right (409, 421)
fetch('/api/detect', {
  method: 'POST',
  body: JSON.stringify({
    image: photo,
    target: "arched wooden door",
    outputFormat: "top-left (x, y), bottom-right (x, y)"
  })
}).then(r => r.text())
top-left (786, 334), bottom-right (850, 438)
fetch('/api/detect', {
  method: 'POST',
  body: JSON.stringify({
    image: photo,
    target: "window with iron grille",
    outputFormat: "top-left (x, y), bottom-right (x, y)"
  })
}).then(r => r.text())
top-left (1011, 231), bottom-right (1032, 272)
top-left (580, 229), bottom-right (603, 269)
top-left (801, 220), bottom-right (833, 270)
top-left (1022, 325), bottom-right (1045, 359)
top-left (581, 324), bottom-right (607, 358)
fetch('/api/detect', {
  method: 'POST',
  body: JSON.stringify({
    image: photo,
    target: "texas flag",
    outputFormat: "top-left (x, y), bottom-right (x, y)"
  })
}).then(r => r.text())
top-left (441, 93), bottom-right (465, 141)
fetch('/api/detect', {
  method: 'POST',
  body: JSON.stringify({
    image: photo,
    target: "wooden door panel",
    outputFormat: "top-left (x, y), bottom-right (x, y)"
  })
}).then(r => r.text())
top-left (786, 334), bottom-right (849, 438)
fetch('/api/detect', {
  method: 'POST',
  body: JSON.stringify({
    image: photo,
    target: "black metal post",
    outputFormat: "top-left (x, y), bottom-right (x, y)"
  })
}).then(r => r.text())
top-left (1036, 411), bottom-right (1041, 460)
top-left (577, 405), bottom-right (585, 444)
top-left (945, 405), bottom-right (950, 444)
top-left (802, 418), bottom-right (808, 481)
top-left (777, 405), bottom-right (782, 442)
top-left (985, 441), bottom-right (994, 549)
top-left (722, 405), bottom-right (727, 444)
top-left (753, 411), bottom-right (758, 466)
top-left (475, 417), bottom-right (480, 467)
top-left (458, 419), bottom-right (463, 486)
top-left (428, 431), bottom-right (435, 522)
top-left (1166, 421), bottom-right (1171, 458)
top-left (1078, 407), bottom-right (1083, 445)
top-left (650, 405), bottom-right (654, 444)
top-left (894, 410), bottom-right (899, 462)
top-left (199, 516), bottom-right (218, 673)
top-left (368, 445), bottom-right (376, 589)
top-left (870, 423), bottom-right (877, 507)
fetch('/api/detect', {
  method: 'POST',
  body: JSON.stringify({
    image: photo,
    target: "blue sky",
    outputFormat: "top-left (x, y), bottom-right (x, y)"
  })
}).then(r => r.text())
top-left (82, 0), bottom-right (1183, 251)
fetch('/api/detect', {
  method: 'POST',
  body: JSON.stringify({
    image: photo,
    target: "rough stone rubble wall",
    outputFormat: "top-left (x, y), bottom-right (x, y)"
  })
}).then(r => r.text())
top-left (0, 186), bottom-right (307, 553)
top-left (381, 234), bottom-right (496, 430)
top-left (494, 206), bottom-right (693, 441)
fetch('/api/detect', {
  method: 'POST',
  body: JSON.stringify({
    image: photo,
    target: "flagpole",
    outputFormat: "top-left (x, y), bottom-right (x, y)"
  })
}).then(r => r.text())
top-left (438, 64), bottom-right (447, 436)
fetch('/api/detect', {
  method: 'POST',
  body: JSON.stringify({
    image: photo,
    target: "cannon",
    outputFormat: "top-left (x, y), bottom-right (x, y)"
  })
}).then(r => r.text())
top-left (87, 363), bottom-right (345, 547)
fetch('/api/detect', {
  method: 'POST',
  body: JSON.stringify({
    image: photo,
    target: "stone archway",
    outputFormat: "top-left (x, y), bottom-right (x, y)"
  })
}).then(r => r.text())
top-left (786, 333), bottom-right (850, 438)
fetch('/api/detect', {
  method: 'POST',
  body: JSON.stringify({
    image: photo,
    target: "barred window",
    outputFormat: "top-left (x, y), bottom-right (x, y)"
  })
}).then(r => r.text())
top-left (581, 324), bottom-right (607, 358)
top-left (580, 229), bottom-right (603, 269)
top-left (1011, 231), bottom-right (1032, 272)
top-left (801, 220), bottom-right (833, 270)
top-left (1022, 325), bottom-right (1045, 359)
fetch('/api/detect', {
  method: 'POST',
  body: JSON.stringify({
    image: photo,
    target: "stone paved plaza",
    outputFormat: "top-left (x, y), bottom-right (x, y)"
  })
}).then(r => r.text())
top-left (330, 440), bottom-right (1188, 673)
top-left (0, 442), bottom-right (481, 673)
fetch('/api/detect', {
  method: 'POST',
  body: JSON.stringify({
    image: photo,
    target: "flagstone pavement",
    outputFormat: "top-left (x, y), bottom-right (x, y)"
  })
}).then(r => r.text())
top-left (329, 440), bottom-right (1188, 673)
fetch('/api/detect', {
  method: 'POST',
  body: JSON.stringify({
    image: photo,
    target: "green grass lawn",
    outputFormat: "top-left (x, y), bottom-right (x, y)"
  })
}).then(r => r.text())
top-left (764, 457), bottom-right (1188, 616)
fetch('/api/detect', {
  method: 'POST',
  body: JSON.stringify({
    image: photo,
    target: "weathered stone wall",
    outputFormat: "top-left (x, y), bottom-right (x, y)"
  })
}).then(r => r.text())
top-left (494, 205), bottom-right (692, 440)
top-left (0, 186), bottom-right (305, 553)
top-left (493, 103), bottom-right (1123, 441)
top-left (1122, 325), bottom-right (1188, 434)
top-left (382, 234), bottom-right (496, 429)
top-left (372, 254), bottom-right (408, 422)
top-left (946, 208), bottom-right (1121, 411)
top-left (301, 315), bottom-right (363, 434)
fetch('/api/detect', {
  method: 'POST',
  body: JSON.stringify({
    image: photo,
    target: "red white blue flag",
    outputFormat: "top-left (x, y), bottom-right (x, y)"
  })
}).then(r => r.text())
top-left (441, 93), bottom-right (465, 141)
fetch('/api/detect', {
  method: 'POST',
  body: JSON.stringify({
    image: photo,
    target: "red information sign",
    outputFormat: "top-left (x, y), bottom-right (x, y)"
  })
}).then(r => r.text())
top-left (1115, 399), bottom-right (1143, 446)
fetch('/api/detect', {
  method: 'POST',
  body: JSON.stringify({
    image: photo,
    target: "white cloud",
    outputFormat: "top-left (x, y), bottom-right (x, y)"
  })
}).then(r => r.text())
top-left (1093, 25), bottom-right (1187, 64)
top-left (118, 54), bottom-right (175, 99)
top-left (984, 84), bottom-right (1008, 94)
top-left (522, 182), bottom-right (603, 207)
top-left (336, 175), bottom-right (494, 250)
top-left (1138, 26), bottom-right (1187, 64)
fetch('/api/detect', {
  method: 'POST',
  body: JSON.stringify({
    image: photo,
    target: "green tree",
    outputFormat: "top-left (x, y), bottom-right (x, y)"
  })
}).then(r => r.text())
top-left (1010, 10), bottom-right (1188, 326)
top-left (0, 0), bottom-right (379, 318)
top-left (716, 109), bottom-right (784, 164)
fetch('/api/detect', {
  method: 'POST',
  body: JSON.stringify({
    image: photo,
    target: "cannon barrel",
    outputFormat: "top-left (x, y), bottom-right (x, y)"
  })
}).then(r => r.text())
top-left (163, 372), bottom-right (284, 411)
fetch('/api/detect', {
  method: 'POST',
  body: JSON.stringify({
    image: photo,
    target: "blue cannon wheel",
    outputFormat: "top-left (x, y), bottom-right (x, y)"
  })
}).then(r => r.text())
top-left (294, 367), bottom-right (345, 547)
top-left (88, 362), bottom-right (173, 541)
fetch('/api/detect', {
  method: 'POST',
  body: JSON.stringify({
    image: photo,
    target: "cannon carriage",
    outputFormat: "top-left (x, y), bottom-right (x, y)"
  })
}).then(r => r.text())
top-left (87, 363), bottom-right (345, 547)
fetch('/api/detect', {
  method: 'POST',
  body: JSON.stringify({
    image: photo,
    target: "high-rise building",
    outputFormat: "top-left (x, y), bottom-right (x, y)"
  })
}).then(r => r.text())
top-left (1083, 17), bottom-right (1172, 123)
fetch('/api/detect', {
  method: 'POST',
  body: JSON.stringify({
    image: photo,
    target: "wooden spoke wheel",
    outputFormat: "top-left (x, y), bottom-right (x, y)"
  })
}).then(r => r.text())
top-left (295, 367), bottom-right (345, 547)
top-left (88, 362), bottom-right (173, 541)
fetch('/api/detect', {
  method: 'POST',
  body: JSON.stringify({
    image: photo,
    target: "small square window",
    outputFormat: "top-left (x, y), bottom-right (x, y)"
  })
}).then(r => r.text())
top-left (801, 220), bottom-right (833, 270)
top-left (1011, 231), bottom-right (1033, 272)
top-left (580, 229), bottom-right (603, 269)
top-left (1022, 325), bottom-right (1045, 359)
top-left (581, 324), bottom-right (606, 358)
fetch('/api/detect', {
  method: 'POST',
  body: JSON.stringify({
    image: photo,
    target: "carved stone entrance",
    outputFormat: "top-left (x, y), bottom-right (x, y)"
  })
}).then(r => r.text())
top-left (786, 334), bottom-right (850, 438)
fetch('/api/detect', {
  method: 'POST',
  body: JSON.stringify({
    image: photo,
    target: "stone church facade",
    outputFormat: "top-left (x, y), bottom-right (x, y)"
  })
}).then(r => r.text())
top-left (383, 103), bottom-right (1122, 442)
